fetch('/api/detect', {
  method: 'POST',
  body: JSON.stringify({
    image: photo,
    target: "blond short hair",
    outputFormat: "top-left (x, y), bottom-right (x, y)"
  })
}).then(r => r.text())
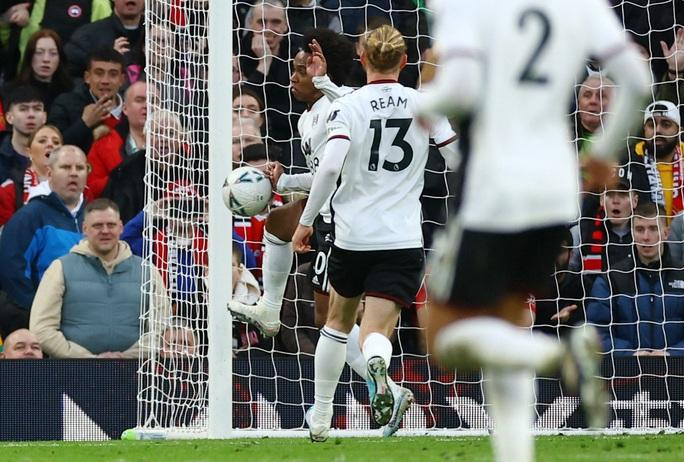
top-left (363, 25), bottom-right (407, 73)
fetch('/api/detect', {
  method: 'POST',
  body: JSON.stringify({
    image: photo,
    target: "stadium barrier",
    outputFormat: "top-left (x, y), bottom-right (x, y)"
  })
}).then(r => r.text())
top-left (2, 356), bottom-right (684, 440)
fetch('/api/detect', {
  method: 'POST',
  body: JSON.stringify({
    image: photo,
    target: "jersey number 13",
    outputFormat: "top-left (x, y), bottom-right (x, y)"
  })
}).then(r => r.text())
top-left (368, 118), bottom-right (414, 172)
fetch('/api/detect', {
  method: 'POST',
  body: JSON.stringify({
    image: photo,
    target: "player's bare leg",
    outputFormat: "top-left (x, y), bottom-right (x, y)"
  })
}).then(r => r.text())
top-left (307, 287), bottom-right (361, 442)
top-left (228, 200), bottom-right (305, 337)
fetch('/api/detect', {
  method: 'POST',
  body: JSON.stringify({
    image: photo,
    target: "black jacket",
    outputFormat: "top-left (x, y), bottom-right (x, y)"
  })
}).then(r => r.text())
top-left (2, 76), bottom-right (73, 114)
top-left (102, 148), bottom-right (146, 224)
top-left (48, 82), bottom-right (97, 153)
top-left (65, 14), bottom-right (142, 78)
top-left (0, 132), bottom-right (29, 187)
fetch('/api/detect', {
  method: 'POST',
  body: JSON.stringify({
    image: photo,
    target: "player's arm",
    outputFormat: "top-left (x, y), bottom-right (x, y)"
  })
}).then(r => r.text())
top-left (415, 5), bottom-right (483, 120)
top-left (313, 75), bottom-right (346, 101)
top-left (588, 44), bottom-right (651, 160)
top-left (580, 0), bottom-right (651, 189)
top-left (308, 38), bottom-right (348, 101)
top-left (275, 170), bottom-right (314, 193)
top-left (417, 51), bottom-right (483, 120)
top-left (296, 137), bottom-right (349, 229)
top-left (430, 117), bottom-right (460, 169)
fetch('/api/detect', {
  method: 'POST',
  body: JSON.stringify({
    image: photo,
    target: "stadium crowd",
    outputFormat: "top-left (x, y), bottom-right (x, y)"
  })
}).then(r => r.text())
top-left (0, 0), bottom-right (682, 365)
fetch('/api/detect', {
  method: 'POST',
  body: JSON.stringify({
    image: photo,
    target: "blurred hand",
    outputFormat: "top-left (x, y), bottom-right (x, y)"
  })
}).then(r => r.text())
top-left (306, 39), bottom-right (327, 78)
top-left (82, 95), bottom-right (115, 127)
top-left (292, 224), bottom-right (313, 253)
top-left (252, 32), bottom-right (274, 75)
top-left (582, 157), bottom-right (617, 193)
top-left (7, 3), bottom-right (30, 26)
top-left (251, 32), bottom-right (268, 59)
top-left (113, 37), bottom-right (131, 55)
top-left (661, 28), bottom-right (684, 73)
top-left (550, 304), bottom-right (578, 324)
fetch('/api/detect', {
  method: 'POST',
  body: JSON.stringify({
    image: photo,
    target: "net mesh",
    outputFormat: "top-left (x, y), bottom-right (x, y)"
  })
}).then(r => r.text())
top-left (137, 0), bottom-right (684, 434)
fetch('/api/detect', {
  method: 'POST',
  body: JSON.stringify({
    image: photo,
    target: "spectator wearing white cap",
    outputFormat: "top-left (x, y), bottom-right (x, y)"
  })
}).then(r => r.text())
top-left (629, 100), bottom-right (684, 221)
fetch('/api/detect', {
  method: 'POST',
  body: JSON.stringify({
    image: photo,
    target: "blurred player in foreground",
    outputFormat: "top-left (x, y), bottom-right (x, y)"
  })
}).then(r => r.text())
top-left (418, 0), bottom-right (650, 461)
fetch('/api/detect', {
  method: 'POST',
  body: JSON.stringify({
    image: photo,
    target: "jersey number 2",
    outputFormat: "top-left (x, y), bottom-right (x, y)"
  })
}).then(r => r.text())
top-left (368, 118), bottom-right (413, 172)
top-left (518, 9), bottom-right (551, 84)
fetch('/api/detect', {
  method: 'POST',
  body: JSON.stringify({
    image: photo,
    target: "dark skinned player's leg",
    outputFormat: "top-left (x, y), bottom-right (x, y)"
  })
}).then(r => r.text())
top-left (228, 199), bottom-right (305, 337)
top-left (264, 198), bottom-right (306, 242)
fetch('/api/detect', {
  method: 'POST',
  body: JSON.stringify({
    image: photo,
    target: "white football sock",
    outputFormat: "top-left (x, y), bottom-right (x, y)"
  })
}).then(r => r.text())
top-left (362, 332), bottom-right (393, 367)
top-left (434, 317), bottom-right (563, 373)
top-left (346, 324), bottom-right (368, 380)
top-left (261, 230), bottom-right (292, 309)
top-left (348, 325), bottom-right (403, 393)
top-left (485, 368), bottom-right (535, 462)
top-left (314, 326), bottom-right (348, 421)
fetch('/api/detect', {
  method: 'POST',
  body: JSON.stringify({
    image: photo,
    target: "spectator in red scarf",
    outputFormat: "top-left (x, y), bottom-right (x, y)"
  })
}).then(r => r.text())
top-left (579, 175), bottom-right (638, 285)
top-left (628, 101), bottom-right (684, 221)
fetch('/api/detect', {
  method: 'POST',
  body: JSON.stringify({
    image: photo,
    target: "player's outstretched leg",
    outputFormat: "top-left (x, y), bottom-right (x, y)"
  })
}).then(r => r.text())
top-left (228, 230), bottom-right (291, 336)
top-left (432, 315), bottom-right (564, 373)
top-left (229, 201), bottom-right (305, 337)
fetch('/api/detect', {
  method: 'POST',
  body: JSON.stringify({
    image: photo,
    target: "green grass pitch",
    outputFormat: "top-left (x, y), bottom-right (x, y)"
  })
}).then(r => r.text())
top-left (2, 435), bottom-right (684, 462)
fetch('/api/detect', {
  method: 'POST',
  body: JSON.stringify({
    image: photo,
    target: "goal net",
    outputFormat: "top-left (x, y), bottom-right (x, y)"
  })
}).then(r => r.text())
top-left (130, 0), bottom-right (684, 438)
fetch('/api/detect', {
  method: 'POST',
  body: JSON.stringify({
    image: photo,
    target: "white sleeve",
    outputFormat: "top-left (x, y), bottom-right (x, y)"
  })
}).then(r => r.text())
top-left (299, 137), bottom-right (350, 226)
top-left (415, 7), bottom-right (484, 119)
top-left (312, 75), bottom-right (346, 102)
top-left (590, 47), bottom-right (651, 160)
top-left (585, 0), bottom-right (629, 60)
top-left (276, 172), bottom-right (314, 193)
top-left (430, 117), bottom-right (459, 169)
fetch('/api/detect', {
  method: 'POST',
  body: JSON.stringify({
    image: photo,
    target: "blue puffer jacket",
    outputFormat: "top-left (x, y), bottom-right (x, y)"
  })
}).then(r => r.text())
top-left (586, 252), bottom-right (684, 356)
top-left (0, 192), bottom-right (85, 310)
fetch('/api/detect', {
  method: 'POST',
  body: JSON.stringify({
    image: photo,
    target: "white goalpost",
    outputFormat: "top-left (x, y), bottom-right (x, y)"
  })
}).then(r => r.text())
top-left (124, 0), bottom-right (684, 439)
top-left (124, 0), bottom-right (232, 439)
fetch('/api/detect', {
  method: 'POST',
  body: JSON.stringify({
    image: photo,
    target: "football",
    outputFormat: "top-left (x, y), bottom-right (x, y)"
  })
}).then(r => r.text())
top-left (222, 166), bottom-right (273, 217)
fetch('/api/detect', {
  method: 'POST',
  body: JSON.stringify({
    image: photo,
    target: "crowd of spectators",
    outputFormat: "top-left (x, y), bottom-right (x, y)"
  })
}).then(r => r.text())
top-left (0, 0), bottom-right (683, 368)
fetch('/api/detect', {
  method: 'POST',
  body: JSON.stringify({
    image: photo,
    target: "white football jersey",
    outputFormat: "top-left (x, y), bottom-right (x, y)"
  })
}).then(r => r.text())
top-left (326, 81), bottom-right (456, 251)
top-left (431, 0), bottom-right (627, 232)
top-left (297, 86), bottom-right (352, 221)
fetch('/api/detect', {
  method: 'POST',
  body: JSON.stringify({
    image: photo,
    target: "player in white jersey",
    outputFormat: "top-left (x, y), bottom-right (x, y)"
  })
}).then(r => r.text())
top-left (228, 28), bottom-right (416, 437)
top-left (229, 28), bottom-right (355, 336)
top-left (292, 25), bottom-right (457, 441)
top-left (418, 0), bottom-right (651, 461)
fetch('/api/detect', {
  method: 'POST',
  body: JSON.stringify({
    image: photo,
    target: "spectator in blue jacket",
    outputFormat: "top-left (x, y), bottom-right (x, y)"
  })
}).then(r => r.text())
top-left (121, 208), bottom-right (258, 271)
top-left (0, 145), bottom-right (87, 337)
top-left (586, 202), bottom-right (684, 357)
